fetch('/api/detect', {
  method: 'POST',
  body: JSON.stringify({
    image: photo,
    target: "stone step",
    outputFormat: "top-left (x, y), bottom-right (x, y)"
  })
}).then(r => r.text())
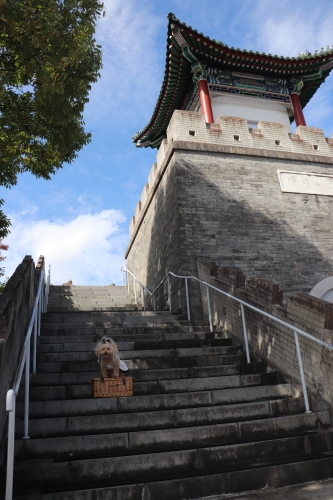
top-left (42, 316), bottom-right (186, 324)
top-left (14, 424), bottom-right (330, 464)
top-left (41, 321), bottom-right (192, 329)
top-left (36, 345), bottom-right (242, 364)
top-left (47, 306), bottom-right (140, 312)
top-left (48, 294), bottom-right (134, 299)
top-left (37, 338), bottom-right (234, 354)
top-left (35, 353), bottom-right (249, 373)
top-left (49, 287), bottom-right (132, 291)
top-left (38, 332), bottom-right (227, 344)
top-left (13, 455), bottom-right (333, 500)
top-left (43, 310), bottom-right (174, 317)
top-left (49, 293), bottom-right (133, 296)
top-left (40, 325), bottom-right (208, 336)
top-left (15, 394), bottom-right (317, 440)
top-left (11, 418), bottom-right (332, 491)
top-left (42, 315), bottom-right (182, 324)
top-left (16, 382), bottom-right (295, 422)
top-left (17, 374), bottom-right (270, 417)
top-left (21, 367), bottom-right (268, 401)
top-left (27, 364), bottom-right (267, 388)
top-left (48, 294), bottom-right (135, 299)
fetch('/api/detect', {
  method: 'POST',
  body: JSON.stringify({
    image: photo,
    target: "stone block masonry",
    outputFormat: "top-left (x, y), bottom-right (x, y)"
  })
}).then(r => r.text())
top-left (197, 257), bottom-right (333, 408)
top-left (126, 110), bottom-right (333, 317)
top-left (0, 255), bottom-right (44, 466)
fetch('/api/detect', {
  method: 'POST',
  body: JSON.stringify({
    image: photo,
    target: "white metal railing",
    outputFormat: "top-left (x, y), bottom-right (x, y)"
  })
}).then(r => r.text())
top-left (121, 265), bottom-right (154, 311)
top-left (122, 267), bottom-right (333, 415)
top-left (5, 264), bottom-right (51, 500)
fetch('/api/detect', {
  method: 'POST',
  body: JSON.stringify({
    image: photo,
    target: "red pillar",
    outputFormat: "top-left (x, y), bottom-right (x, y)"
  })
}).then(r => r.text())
top-left (290, 93), bottom-right (306, 127)
top-left (198, 79), bottom-right (214, 123)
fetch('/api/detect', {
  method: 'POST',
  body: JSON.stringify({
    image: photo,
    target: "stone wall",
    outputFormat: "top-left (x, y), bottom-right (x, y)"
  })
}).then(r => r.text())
top-left (197, 257), bottom-right (333, 408)
top-left (126, 110), bottom-right (333, 317)
top-left (126, 154), bottom-right (185, 312)
top-left (0, 255), bottom-right (44, 465)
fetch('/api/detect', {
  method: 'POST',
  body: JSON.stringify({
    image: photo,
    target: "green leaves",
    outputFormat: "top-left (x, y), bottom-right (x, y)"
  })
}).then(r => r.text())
top-left (0, 0), bottom-right (104, 233)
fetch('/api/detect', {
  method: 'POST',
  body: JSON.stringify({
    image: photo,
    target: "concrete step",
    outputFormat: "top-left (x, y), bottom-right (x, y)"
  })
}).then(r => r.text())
top-left (49, 288), bottom-right (133, 292)
top-left (47, 306), bottom-right (141, 312)
top-left (12, 455), bottom-right (333, 500)
top-left (43, 310), bottom-right (175, 317)
top-left (41, 315), bottom-right (191, 324)
top-left (21, 368), bottom-right (269, 401)
top-left (15, 395), bottom-right (320, 441)
top-left (41, 322), bottom-right (192, 331)
top-left (42, 315), bottom-right (183, 324)
top-left (48, 293), bottom-right (134, 297)
top-left (37, 338), bottom-right (234, 354)
top-left (35, 353), bottom-right (249, 373)
top-left (38, 331), bottom-right (228, 344)
top-left (11, 417), bottom-right (332, 490)
top-left (17, 374), bottom-right (270, 416)
top-left (47, 295), bottom-right (136, 300)
top-left (15, 412), bottom-right (314, 458)
top-left (40, 325), bottom-right (209, 336)
top-left (14, 424), bottom-right (332, 463)
top-left (36, 345), bottom-right (243, 364)
top-left (16, 383), bottom-right (296, 422)
top-left (24, 363), bottom-right (249, 391)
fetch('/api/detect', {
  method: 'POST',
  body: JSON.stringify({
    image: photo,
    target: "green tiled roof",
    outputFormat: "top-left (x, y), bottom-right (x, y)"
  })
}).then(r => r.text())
top-left (133, 13), bottom-right (333, 148)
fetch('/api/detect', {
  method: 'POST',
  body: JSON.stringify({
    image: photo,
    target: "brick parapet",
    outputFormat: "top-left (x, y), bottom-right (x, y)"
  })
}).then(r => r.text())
top-left (127, 110), bottom-right (333, 251)
top-left (197, 258), bottom-right (333, 408)
top-left (0, 256), bottom-right (42, 466)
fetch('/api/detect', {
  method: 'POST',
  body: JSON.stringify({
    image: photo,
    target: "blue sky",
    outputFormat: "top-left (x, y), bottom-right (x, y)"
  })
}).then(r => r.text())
top-left (1, 0), bottom-right (333, 284)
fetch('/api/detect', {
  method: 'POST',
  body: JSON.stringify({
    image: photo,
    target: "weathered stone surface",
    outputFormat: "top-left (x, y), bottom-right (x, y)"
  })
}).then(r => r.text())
top-left (126, 113), bottom-right (333, 320)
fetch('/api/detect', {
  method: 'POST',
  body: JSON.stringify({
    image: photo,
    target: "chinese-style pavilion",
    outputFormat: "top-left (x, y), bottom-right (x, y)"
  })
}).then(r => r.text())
top-left (133, 12), bottom-right (333, 148)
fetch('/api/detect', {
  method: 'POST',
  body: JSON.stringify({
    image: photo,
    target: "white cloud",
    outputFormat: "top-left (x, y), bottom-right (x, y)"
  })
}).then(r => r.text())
top-left (247, 0), bottom-right (333, 136)
top-left (3, 210), bottom-right (127, 285)
top-left (252, 0), bottom-right (333, 57)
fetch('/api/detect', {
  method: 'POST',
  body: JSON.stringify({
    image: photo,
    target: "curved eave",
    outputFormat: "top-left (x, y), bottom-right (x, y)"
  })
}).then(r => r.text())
top-left (133, 13), bottom-right (333, 148)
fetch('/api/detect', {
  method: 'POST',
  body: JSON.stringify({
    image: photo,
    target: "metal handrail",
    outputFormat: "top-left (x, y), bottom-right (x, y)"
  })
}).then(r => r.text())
top-left (5, 264), bottom-right (51, 500)
top-left (121, 265), bottom-right (153, 311)
top-left (122, 267), bottom-right (333, 414)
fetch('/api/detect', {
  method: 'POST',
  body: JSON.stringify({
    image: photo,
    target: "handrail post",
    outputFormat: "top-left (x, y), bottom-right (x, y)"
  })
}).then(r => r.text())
top-left (153, 294), bottom-right (156, 312)
top-left (294, 331), bottom-right (311, 413)
top-left (33, 311), bottom-right (38, 374)
top-left (22, 343), bottom-right (31, 440)
top-left (206, 285), bottom-right (213, 333)
top-left (122, 269), bottom-right (124, 286)
top-left (134, 279), bottom-right (137, 304)
top-left (240, 304), bottom-right (251, 364)
top-left (5, 390), bottom-right (16, 500)
top-left (127, 271), bottom-right (130, 294)
top-left (142, 286), bottom-right (146, 311)
top-left (167, 275), bottom-right (172, 313)
top-left (185, 278), bottom-right (191, 321)
top-left (38, 297), bottom-right (42, 337)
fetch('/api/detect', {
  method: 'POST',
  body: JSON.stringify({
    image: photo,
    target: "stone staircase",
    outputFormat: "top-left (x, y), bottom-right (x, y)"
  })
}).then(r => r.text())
top-left (2, 285), bottom-right (333, 499)
top-left (47, 285), bottom-right (137, 312)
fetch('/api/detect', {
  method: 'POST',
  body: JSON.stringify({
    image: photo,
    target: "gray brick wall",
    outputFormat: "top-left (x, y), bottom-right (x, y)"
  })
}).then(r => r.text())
top-left (126, 110), bottom-right (333, 317)
top-left (197, 257), bottom-right (333, 407)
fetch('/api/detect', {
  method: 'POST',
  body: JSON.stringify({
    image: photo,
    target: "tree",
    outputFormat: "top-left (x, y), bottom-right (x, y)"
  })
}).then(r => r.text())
top-left (0, 237), bottom-right (8, 292)
top-left (0, 0), bottom-right (104, 236)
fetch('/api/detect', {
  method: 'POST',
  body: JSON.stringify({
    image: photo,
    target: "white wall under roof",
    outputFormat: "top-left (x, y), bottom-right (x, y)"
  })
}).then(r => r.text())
top-left (202, 93), bottom-right (292, 132)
